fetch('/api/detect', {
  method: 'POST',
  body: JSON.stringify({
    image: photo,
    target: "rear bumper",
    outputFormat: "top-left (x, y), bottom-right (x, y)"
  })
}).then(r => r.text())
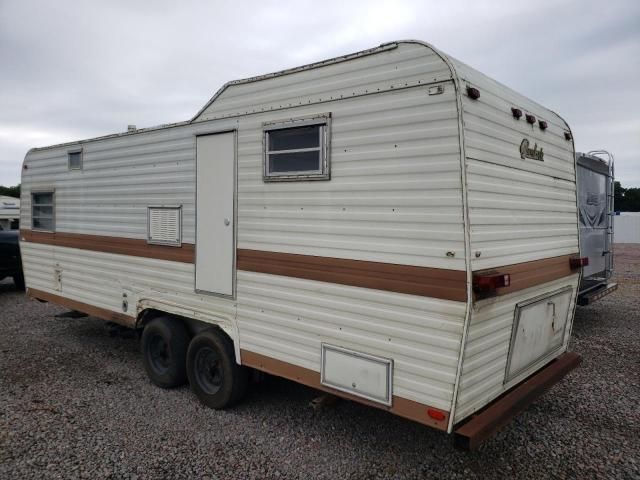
top-left (453, 351), bottom-right (582, 450)
top-left (577, 282), bottom-right (618, 306)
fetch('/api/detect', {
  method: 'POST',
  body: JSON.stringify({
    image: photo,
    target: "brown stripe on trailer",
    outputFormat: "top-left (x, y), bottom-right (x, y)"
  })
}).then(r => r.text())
top-left (27, 288), bottom-right (136, 328)
top-left (240, 349), bottom-right (450, 431)
top-left (472, 254), bottom-right (578, 299)
top-left (237, 249), bottom-right (468, 302)
top-left (20, 230), bottom-right (195, 264)
top-left (21, 230), bottom-right (578, 300)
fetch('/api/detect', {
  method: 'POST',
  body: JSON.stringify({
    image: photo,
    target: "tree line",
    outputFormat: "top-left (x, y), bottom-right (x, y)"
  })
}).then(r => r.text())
top-left (0, 184), bottom-right (20, 198)
top-left (614, 182), bottom-right (640, 212)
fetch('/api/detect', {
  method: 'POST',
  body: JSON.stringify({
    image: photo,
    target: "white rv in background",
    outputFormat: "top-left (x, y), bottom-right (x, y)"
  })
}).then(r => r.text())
top-left (20, 40), bottom-right (585, 449)
top-left (576, 151), bottom-right (618, 305)
top-left (0, 196), bottom-right (20, 230)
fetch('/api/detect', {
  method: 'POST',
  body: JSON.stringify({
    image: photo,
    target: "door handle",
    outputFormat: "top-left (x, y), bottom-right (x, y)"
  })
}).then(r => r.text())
top-left (224, 218), bottom-right (231, 226)
top-left (548, 301), bottom-right (557, 331)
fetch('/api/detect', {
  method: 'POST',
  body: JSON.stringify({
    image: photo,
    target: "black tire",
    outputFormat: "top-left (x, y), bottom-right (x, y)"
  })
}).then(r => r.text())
top-left (186, 329), bottom-right (248, 409)
top-left (141, 316), bottom-right (190, 388)
top-left (12, 272), bottom-right (25, 291)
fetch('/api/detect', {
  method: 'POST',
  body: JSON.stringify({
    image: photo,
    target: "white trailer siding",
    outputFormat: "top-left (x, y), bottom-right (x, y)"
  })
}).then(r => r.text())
top-left (21, 126), bottom-right (197, 239)
top-left (453, 274), bottom-right (579, 422)
top-left (451, 58), bottom-right (579, 270)
top-left (194, 42), bottom-right (453, 121)
top-left (22, 85), bottom-right (465, 269)
top-left (20, 239), bottom-right (465, 412)
top-left (450, 58), bottom-right (579, 422)
top-left (236, 86), bottom-right (465, 269)
top-left (237, 271), bottom-right (466, 410)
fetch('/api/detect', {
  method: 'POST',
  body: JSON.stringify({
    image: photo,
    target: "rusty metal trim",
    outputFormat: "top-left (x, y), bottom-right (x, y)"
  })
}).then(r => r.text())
top-left (577, 282), bottom-right (618, 306)
top-left (453, 351), bottom-right (582, 450)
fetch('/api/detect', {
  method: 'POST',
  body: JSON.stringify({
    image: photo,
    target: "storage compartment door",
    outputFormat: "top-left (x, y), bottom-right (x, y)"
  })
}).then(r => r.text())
top-left (505, 287), bottom-right (573, 382)
top-left (196, 132), bottom-right (236, 296)
top-left (321, 344), bottom-right (393, 405)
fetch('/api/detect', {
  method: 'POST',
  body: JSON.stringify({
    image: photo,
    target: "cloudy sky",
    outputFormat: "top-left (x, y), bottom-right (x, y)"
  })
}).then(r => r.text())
top-left (1, 0), bottom-right (638, 186)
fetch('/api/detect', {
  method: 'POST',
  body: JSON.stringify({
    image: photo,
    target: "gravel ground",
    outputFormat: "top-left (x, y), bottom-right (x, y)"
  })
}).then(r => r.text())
top-left (1, 246), bottom-right (638, 479)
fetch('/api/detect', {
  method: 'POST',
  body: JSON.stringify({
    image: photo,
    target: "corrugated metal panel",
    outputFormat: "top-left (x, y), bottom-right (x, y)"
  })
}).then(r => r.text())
top-left (466, 159), bottom-right (579, 269)
top-left (448, 57), bottom-right (579, 269)
top-left (453, 274), bottom-right (579, 423)
top-left (236, 86), bottom-right (465, 269)
top-left (237, 270), bottom-right (466, 410)
top-left (21, 127), bottom-right (199, 240)
top-left (20, 242), bottom-right (236, 322)
top-left (195, 43), bottom-right (453, 121)
top-left (451, 57), bottom-right (574, 181)
top-left (23, 84), bottom-right (465, 270)
top-left (447, 54), bottom-right (580, 425)
top-left (20, 240), bottom-right (467, 411)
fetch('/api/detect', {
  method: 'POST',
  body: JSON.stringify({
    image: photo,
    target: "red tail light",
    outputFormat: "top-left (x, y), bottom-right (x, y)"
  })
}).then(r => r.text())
top-left (511, 107), bottom-right (523, 119)
top-left (539, 120), bottom-right (548, 130)
top-left (427, 408), bottom-right (446, 421)
top-left (526, 114), bottom-right (536, 124)
top-left (473, 273), bottom-right (511, 293)
top-left (570, 257), bottom-right (589, 269)
top-left (564, 131), bottom-right (573, 140)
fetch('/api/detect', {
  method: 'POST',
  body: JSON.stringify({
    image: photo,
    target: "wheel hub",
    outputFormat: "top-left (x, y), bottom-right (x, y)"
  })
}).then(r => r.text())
top-left (148, 334), bottom-right (171, 374)
top-left (195, 347), bottom-right (223, 395)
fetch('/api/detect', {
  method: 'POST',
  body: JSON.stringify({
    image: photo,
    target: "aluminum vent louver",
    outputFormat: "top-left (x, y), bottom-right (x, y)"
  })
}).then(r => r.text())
top-left (148, 206), bottom-right (181, 246)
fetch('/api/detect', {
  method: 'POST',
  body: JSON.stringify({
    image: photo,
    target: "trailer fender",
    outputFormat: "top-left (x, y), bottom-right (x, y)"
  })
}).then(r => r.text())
top-left (135, 298), bottom-right (241, 364)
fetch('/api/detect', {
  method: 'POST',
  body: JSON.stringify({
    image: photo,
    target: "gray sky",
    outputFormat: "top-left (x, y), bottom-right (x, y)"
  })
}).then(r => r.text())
top-left (1, 0), bottom-right (639, 186)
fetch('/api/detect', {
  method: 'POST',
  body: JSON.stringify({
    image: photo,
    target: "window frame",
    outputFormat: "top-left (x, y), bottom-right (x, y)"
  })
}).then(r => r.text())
top-left (31, 189), bottom-right (55, 232)
top-left (262, 114), bottom-right (331, 182)
top-left (68, 148), bottom-right (83, 171)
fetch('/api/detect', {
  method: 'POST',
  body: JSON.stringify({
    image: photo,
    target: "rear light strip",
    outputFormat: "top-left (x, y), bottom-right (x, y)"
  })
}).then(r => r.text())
top-left (570, 257), bottom-right (589, 269)
top-left (473, 273), bottom-right (511, 294)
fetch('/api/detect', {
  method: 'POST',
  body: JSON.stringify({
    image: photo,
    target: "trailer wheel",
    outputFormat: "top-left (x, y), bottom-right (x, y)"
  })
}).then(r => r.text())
top-left (141, 316), bottom-right (190, 388)
top-left (186, 329), bottom-right (248, 409)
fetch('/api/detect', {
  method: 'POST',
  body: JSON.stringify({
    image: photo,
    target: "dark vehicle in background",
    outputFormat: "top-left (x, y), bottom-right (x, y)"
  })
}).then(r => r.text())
top-left (0, 230), bottom-right (24, 290)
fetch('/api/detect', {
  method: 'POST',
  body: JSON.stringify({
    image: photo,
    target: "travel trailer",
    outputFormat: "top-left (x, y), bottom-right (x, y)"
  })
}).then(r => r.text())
top-left (20, 40), bottom-right (584, 449)
top-left (575, 151), bottom-right (617, 305)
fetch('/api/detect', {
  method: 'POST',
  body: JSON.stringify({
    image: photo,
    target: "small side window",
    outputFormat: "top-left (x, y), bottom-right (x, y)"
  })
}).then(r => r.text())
top-left (263, 115), bottom-right (330, 181)
top-left (32, 191), bottom-right (55, 231)
top-left (68, 149), bottom-right (82, 170)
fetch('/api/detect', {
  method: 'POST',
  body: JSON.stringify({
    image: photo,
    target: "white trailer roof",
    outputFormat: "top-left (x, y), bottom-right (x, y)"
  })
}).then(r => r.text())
top-left (193, 40), bottom-right (569, 132)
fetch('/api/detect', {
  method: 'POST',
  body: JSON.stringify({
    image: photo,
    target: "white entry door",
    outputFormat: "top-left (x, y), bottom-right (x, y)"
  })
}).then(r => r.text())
top-left (195, 131), bottom-right (235, 296)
